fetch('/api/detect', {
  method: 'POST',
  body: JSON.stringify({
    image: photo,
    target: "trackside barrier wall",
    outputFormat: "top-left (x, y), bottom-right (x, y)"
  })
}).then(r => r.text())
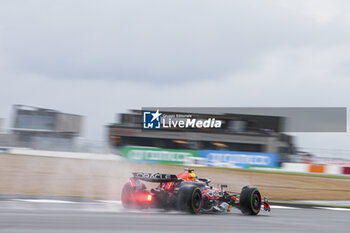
top-left (308, 164), bottom-right (325, 173)
top-left (121, 147), bottom-right (350, 175)
top-left (121, 147), bottom-right (199, 165)
top-left (0, 148), bottom-right (10, 153)
top-left (121, 147), bottom-right (280, 168)
top-left (200, 150), bottom-right (280, 169)
top-left (343, 167), bottom-right (350, 175)
top-left (0, 147), bottom-right (121, 161)
top-left (282, 163), bottom-right (308, 173)
top-left (282, 163), bottom-right (350, 176)
top-left (325, 165), bottom-right (342, 175)
top-left (3, 146), bottom-right (350, 176)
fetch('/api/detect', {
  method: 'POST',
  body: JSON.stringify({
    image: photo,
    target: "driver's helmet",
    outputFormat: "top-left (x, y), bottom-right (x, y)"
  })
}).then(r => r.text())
top-left (188, 172), bottom-right (197, 181)
top-left (177, 172), bottom-right (197, 181)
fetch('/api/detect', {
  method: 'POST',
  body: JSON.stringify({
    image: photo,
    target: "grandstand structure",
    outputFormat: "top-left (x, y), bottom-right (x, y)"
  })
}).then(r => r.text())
top-left (107, 110), bottom-right (296, 161)
top-left (0, 105), bottom-right (82, 151)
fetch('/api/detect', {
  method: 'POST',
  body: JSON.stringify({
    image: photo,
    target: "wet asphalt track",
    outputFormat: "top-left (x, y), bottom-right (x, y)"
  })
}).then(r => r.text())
top-left (0, 199), bottom-right (349, 233)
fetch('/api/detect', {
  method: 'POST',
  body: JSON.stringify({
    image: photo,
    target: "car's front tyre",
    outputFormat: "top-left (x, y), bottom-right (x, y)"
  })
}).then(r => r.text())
top-left (239, 186), bottom-right (261, 215)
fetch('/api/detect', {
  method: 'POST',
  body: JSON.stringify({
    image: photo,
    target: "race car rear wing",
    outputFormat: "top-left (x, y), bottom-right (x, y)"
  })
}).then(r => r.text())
top-left (132, 172), bottom-right (178, 182)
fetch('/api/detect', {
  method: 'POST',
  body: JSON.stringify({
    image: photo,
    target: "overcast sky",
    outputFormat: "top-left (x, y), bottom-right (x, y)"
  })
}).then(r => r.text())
top-left (1, 0), bottom-right (350, 155)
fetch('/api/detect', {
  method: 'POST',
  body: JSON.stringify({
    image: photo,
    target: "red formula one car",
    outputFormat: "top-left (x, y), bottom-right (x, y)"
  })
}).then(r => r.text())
top-left (121, 169), bottom-right (271, 215)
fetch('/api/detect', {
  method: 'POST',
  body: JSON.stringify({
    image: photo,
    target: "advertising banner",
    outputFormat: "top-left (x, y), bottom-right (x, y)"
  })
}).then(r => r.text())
top-left (121, 147), bottom-right (198, 165)
top-left (200, 150), bottom-right (280, 168)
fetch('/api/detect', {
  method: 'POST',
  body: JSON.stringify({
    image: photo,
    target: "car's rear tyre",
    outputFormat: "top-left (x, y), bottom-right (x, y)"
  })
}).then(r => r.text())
top-left (239, 186), bottom-right (261, 215)
top-left (121, 182), bottom-right (146, 209)
top-left (121, 182), bottom-right (135, 209)
top-left (177, 185), bottom-right (202, 214)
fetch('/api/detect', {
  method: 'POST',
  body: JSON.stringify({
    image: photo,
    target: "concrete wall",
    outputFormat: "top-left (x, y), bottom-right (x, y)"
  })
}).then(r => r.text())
top-left (1, 147), bottom-right (349, 176)
top-left (281, 162), bottom-right (350, 176)
top-left (1, 147), bottom-right (121, 161)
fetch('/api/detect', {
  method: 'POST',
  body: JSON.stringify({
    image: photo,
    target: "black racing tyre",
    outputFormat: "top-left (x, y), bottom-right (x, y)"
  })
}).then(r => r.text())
top-left (121, 182), bottom-right (135, 209)
top-left (177, 185), bottom-right (203, 214)
top-left (239, 186), bottom-right (261, 215)
top-left (121, 182), bottom-right (147, 209)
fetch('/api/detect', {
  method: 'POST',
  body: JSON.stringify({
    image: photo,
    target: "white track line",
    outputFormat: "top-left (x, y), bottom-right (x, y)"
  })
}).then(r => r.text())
top-left (8, 199), bottom-right (350, 212)
top-left (315, 207), bottom-right (350, 211)
top-left (98, 201), bottom-right (299, 209)
top-left (269, 205), bottom-right (299, 209)
top-left (12, 199), bottom-right (75, 204)
top-left (98, 200), bottom-right (122, 204)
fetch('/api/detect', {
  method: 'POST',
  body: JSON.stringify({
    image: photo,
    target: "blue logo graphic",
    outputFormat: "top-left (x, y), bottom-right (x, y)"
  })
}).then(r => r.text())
top-left (200, 150), bottom-right (280, 168)
top-left (143, 110), bottom-right (162, 129)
